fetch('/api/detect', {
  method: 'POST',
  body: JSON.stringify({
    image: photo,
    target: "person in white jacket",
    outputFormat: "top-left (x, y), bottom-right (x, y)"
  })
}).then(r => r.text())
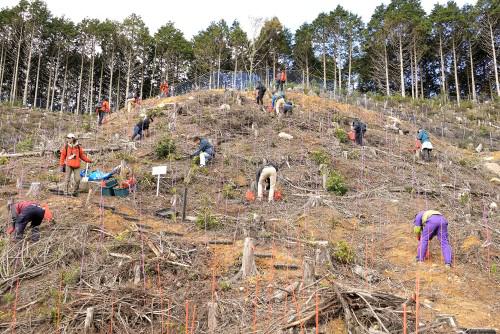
top-left (256, 162), bottom-right (278, 202)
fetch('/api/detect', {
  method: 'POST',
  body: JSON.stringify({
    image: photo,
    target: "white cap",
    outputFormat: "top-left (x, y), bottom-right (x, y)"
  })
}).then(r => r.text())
top-left (67, 133), bottom-right (76, 139)
top-left (140, 113), bottom-right (146, 118)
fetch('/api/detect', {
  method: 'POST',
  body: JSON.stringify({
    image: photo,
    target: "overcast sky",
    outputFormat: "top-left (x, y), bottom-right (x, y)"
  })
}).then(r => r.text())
top-left (2, 0), bottom-right (474, 38)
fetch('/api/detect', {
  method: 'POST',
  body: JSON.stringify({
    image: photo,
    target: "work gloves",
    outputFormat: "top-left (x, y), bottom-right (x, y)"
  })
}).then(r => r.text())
top-left (414, 226), bottom-right (422, 241)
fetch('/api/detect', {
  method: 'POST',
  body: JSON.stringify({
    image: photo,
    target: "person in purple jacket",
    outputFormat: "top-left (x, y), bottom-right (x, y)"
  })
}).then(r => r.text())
top-left (413, 210), bottom-right (452, 267)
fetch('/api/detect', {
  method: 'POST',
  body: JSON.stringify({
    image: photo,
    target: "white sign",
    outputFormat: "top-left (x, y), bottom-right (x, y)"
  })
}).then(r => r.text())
top-left (152, 166), bottom-right (167, 176)
top-left (152, 166), bottom-right (167, 196)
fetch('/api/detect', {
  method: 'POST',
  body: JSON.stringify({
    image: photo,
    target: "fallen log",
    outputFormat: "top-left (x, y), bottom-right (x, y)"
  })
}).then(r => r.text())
top-left (273, 263), bottom-right (299, 270)
top-left (208, 240), bottom-right (234, 245)
top-left (0, 145), bottom-right (124, 158)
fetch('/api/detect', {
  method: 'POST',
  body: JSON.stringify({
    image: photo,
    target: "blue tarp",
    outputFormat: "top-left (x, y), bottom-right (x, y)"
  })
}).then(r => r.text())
top-left (80, 169), bottom-right (113, 181)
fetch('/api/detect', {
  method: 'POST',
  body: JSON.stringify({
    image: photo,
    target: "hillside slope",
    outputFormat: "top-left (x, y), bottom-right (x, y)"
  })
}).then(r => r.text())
top-left (0, 91), bottom-right (498, 333)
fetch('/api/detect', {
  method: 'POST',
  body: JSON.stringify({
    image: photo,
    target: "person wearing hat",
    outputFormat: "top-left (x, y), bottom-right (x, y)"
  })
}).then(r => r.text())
top-left (7, 200), bottom-right (53, 241)
top-left (131, 113), bottom-right (153, 141)
top-left (59, 133), bottom-right (92, 196)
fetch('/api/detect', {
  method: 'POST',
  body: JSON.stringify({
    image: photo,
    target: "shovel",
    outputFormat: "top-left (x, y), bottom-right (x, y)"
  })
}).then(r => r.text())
top-left (81, 163), bottom-right (89, 183)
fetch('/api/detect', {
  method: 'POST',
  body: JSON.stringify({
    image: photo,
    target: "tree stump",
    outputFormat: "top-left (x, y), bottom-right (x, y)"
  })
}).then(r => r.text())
top-left (133, 264), bottom-right (141, 285)
top-left (83, 307), bottom-right (94, 333)
top-left (26, 182), bottom-right (41, 197)
top-left (302, 256), bottom-right (315, 287)
top-left (232, 237), bottom-right (258, 281)
top-left (207, 302), bottom-right (218, 334)
top-left (315, 241), bottom-right (331, 276)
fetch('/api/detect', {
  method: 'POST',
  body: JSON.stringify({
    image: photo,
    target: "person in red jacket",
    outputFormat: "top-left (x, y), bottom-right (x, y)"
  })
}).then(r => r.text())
top-left (275, 68), bottom-right (287, 91)
top-left (98, 97), bottom-right (110, 125)
top-left (7, 200), bottom-right (53, 241)
top-left (59, 133), bottom-right (92, 196)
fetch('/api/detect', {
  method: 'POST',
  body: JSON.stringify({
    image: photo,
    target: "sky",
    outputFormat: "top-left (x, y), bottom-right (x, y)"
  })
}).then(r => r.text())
top-left (2, 0), bottom-right (474, 38)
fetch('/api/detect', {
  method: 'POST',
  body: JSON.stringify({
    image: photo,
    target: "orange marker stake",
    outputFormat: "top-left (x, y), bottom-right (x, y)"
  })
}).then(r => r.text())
top-left (315, 292), bottom-right (319, 334)
top-left (402, 303), bottom-right (407, 334)
top-left (185, 300), bottom-right (189, 334)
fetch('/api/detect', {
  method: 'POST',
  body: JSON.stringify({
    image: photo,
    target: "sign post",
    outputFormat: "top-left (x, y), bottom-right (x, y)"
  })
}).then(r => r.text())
top-left (152, 166), bottom-right (167, 197)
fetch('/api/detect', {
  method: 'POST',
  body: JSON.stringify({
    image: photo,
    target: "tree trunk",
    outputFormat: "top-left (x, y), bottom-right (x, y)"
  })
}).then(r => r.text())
top-left (108, 47), bottom-right (114, 109)
top-left (265, 62), bottom-right (268, 89)
top-left (140, 49), bottom-right (145, 100)
top-left (116, 67), bottom-right (121, 110)
top-left (384, 42), bottom-right (390, 96)
top-left (306, 56), bottom-right (310, 89)
top-left (439, 34), bottom-right (446, 99)
top-left (469, 41), bottom-right (476, 102)
top-left (452, 38), bottom-right (460, 106)
top-left (414, 40), bottom-right (418, 99)
top-left (0, 44), bottom-right (6, 102)
top-left (76, 41), bottom-right (85, 114)
top-left (488, 18), bottom-right (500, 97)
top-left (149, 43), bottom-right (157, 98)
top-left (322, 44), bottom-right (327, 90)
top-left (88, 40), bottom-right (95, 115)
top-left (348, 39), bottom-right (352, 95)
top-left (410, 49), bottom-right (415, 99)
top-left (273, 52), bottom-right (276, 85)
top-left (11, 25), bottom-right (23, 103)
top-left (125, 49), bottom-right (132, 102)
top-left (217, 52), bottom-right (221, 89)
top-left (233, 56), bottom-right (238, 89)
top-left (50, 47), bottom-right (61, 112)
top-left (399, 34), bottom-right (405, 97)
top-left (420, 64), bottom-right (424, 99)
top-left (61, 54), bottom-right (68, 113)
top-left (333, 58), bottom-right (337, 97)
top-left (98, 61), bottom-right (104, 102)
top-left (338, 61), bottom-right (342, 96)
top-left (46, 61), bottom-right (53, 110)
top-left (33, 53), bottom-right (41, 108)
top-left (22, 26), bottom-right (35, 106)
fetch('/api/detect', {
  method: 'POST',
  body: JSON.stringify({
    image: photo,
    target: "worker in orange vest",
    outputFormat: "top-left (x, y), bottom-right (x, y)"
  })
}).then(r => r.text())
top-left (59, 133), bottom-right (92, 196)
top-left (98, 97), bottom-right (110, 125)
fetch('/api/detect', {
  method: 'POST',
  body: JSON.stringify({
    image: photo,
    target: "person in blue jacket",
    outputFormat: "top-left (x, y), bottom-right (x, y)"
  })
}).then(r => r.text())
top-left (417, 128), bottom-right (433, 161)
top-left (190, 137), bottom-right (215, 167)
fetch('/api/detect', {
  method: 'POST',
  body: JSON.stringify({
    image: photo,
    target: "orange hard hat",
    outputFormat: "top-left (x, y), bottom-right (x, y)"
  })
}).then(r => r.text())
top-left (42, 204), bottom-right (53, 222)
